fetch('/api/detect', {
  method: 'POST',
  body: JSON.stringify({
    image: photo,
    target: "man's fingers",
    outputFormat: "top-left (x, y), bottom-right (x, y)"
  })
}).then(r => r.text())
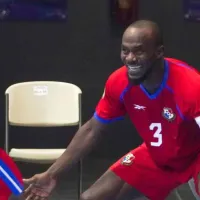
top-left (41, 197), bottom-right (47, 200)
top-left (24, 189), bottom-right (49, 200)
top-left (23, 184), bottom-right (33, 197)
top-left (33, 191), bottom-right (48, 200)
top-left (25, 192), bottom-right (35, 200)
top-left (23, 176), bottom-right (36, 185)
top-left (33, 195), bottom-right (40, 200)
top-left (32, 187), bottom-right (49, 197)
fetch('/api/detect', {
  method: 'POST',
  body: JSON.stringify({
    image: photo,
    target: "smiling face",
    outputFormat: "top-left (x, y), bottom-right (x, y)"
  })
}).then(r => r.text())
top-left (121, 26), bottom-right (164, 85)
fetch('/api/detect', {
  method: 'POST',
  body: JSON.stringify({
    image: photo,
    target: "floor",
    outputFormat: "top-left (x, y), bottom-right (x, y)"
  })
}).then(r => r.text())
top-left (9, 157), bottom-right (199, 200)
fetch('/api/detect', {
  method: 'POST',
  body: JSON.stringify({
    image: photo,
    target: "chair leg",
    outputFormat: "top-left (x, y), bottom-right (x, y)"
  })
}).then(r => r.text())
top-left (78, 159), bottom-right (83, 200)
top-left (5, 94), bottom-right (9, 154)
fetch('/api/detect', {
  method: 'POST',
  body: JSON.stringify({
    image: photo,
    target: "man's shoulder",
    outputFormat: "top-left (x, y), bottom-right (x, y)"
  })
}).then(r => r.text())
top-left (166, 57), bottom-right (200, 102)
top-left (108, 65), bottom-right (127, 80)
top-left (107, 66), bottom-right (128, 88)
top-left (104, 66), bottom-right (129, 100)
top-left (166, 57), bottom-right (199, 76)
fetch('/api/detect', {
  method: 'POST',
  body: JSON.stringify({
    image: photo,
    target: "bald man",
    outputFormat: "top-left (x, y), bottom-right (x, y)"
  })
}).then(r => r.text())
top-left (23, 20), bottom-right (200, 200)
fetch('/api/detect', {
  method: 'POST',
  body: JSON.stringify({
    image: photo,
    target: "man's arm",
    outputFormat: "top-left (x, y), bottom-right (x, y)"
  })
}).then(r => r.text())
top-left (23, 71), bottom-right (126, 200)
top-left (47, 116), bottom-right (108, 179)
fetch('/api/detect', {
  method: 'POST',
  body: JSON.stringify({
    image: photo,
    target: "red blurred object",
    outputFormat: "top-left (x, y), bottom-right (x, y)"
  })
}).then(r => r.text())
top-left (0, 149), bottom-right (23, 199)
top-left (110, 0), bottom-right (138, 25)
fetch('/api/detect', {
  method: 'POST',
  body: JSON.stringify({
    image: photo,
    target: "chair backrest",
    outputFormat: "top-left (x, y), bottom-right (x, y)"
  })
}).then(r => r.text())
top-left (5, 81), bottom-right (82, 127)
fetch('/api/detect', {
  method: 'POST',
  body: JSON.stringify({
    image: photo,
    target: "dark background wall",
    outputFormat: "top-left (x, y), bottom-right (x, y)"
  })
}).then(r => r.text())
top-left (0, 0), bottom-right (200, 159)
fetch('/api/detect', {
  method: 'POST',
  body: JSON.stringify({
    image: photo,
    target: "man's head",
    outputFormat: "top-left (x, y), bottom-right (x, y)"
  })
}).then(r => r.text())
top-left (121, 20), bottom-right (164, 85)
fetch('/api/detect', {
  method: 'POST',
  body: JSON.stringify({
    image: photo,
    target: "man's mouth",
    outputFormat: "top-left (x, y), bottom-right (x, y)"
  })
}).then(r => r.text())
top-left (127, 65), bottom-right (142, 72)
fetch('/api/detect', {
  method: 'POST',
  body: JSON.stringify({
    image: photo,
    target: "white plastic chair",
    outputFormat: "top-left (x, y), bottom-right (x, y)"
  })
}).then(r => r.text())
top-left (188, 179), bottom-right (200, 200)
top-left (5, 81), bottom-right (83, 199)
top-left (172, 180), bottom-right (200, 200)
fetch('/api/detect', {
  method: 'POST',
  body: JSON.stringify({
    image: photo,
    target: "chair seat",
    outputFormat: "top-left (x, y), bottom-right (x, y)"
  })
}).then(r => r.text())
top-left (9, 148), bottom-right (66, 164)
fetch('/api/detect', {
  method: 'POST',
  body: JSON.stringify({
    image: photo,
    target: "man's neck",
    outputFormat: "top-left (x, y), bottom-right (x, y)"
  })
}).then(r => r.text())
top-left (142, 58), bottom-right (165, 94)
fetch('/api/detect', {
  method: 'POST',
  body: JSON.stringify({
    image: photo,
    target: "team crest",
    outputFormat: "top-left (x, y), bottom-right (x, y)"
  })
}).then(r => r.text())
top-left (162, 107), bottom-right (176, 121)
top-left (121, 153), bottom-right (135, 166)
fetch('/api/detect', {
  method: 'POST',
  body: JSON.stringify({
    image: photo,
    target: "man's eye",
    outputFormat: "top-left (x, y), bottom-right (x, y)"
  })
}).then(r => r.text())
top-left (135, 51), bottom-right (144, 55)
top-left (122, 49), bottom-right (129, 54)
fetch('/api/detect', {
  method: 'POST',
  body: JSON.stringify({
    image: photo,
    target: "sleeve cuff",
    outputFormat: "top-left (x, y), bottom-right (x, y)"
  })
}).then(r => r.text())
top-left (93, 112), bottom-right (124, 124)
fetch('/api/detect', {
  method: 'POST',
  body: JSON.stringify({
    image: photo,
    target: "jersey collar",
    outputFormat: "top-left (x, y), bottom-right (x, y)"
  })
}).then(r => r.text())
top-left (139, 59), bottom-right (169, 100)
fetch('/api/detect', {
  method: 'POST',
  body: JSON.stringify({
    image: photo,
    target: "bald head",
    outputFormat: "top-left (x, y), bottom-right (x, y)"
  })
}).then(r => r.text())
top-left (124, 20), bottom-right (163, 47)
top-left (120, 20), bottom-right (164, 85)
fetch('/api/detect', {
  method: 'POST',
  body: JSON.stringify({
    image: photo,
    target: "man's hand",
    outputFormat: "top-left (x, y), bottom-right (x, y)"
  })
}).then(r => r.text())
top-left (23, 171), bottom-right (57, 200)
top-left (22, 117), bottom-right (107, 200)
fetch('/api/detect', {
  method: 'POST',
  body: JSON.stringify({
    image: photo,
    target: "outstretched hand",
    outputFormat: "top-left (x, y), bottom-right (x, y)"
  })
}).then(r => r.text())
top-left (23, 172), bottom-right (57, 200)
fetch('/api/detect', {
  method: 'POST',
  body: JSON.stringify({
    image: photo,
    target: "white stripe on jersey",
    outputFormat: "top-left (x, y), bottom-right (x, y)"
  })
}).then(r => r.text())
top-left (195, 116), bottom-right (200, 128)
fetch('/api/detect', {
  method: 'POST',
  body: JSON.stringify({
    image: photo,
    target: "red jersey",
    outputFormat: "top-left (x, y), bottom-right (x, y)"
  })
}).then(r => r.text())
top-left (94, 58), bottom-right (200, 171)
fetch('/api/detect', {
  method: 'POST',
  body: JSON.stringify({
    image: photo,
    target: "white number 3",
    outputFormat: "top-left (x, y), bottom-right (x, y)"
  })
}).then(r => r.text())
top-left (150, 123), bottom-right (162, 147)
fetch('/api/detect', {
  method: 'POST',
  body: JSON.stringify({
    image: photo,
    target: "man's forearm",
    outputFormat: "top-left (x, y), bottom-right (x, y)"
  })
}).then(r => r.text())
top-left (47, 118), bottom-right (105, 179)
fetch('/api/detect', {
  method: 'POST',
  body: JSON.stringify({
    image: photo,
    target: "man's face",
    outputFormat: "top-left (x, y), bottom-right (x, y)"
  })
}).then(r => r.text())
top-left (121, 27), bottom-right (162, 84)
